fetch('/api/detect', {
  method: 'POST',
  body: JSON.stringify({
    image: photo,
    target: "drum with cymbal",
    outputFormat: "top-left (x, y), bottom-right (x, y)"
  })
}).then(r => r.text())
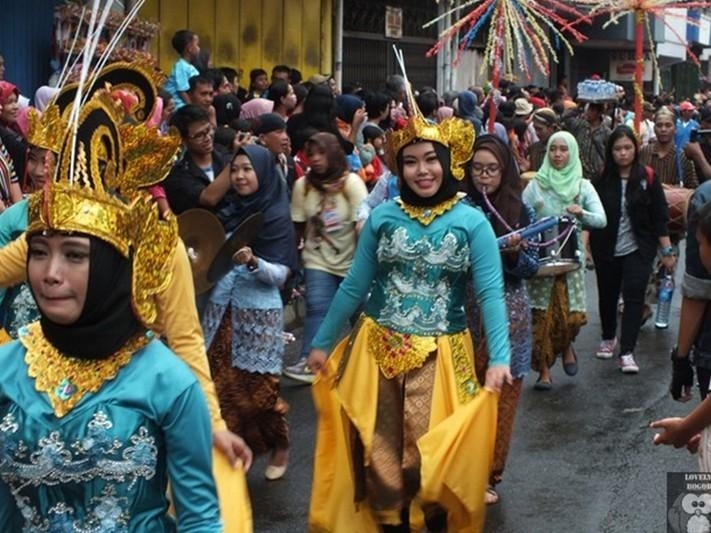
top-left (535, 217), bottom-right (581, 277)
top-left (177, 209), bottom-right (225, 295)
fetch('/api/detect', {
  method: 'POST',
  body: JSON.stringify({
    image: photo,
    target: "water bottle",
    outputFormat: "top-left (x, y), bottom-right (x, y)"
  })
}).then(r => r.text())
top-left (655, 269), bottom-right (675, 329)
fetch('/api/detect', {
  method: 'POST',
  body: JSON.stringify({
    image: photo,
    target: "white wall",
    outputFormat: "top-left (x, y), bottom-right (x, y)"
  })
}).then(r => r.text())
top-left (657, 8), bottom-right (688, 61)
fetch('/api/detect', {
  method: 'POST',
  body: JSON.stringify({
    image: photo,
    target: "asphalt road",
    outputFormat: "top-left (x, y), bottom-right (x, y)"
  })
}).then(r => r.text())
top-left (245, 259), bottom-right (700, 532)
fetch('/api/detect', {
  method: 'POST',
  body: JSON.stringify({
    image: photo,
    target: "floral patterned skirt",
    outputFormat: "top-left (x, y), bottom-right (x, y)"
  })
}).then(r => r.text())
top-left (531, 275), bottom-right (587, 371)
top-left (207, 310), bottom-right (289, 455)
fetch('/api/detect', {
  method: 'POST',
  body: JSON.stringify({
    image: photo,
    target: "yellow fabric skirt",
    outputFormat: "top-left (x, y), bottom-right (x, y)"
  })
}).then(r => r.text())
top-left (309, 318), bottom-right (498, 533)
top-left (169, 449), bottom-right (252, 531)
top-left (213, 451), bottom-right (253, 532)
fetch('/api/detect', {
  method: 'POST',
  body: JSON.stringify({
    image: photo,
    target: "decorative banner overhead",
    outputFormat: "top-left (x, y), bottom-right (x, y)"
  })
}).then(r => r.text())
top-left (425, 0), bottom-right (592, 132)
top-left (573, 0), bottom-right (711, 133)
top-left (425, 0), bottom-right (591, 79)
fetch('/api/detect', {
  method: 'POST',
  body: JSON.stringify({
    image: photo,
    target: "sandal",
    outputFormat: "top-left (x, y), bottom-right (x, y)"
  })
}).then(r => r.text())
top-left (485, 485), bottom-right (500, 505)
top-left (533, 376), bottom-right (552, 391)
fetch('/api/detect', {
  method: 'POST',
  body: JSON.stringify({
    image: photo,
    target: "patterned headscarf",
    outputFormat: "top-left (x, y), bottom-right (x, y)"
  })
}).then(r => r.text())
top-left (535, 130), bottom-right (583, 203)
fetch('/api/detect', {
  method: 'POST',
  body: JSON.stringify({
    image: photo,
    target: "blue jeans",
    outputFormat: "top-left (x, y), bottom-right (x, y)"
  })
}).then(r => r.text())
top-left (300, 268), bottom-right (345, 359)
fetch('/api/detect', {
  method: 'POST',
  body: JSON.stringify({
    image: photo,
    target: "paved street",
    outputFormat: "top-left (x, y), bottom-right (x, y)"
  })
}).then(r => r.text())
top-left (246, 260), bottom-right (698, 532)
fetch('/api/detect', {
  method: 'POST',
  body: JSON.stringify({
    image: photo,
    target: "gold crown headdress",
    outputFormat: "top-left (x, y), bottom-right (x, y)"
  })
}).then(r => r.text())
top-left (385, 47), bottom-right (475, 180)
top-left (26, 0), bottom-right (181, 326)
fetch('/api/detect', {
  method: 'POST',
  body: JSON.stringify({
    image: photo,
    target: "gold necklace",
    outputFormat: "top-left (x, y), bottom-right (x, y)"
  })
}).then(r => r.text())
top-left (396, 194), bottom-right (463, 226)
top-left (21, 322), bottom-right (152, 417)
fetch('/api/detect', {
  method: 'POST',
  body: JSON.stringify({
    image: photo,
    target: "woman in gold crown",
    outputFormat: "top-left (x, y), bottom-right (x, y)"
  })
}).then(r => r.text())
top-left (306, 97), bottom-right (512, 531)
top-left (0, 56), bottom-right (254, 529)
top-left (0, 88), bottom-right (222, 530)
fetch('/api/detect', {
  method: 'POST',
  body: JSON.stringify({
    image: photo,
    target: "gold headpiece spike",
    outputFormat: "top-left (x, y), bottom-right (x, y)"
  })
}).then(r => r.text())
top-left (118, 124), bottom-right (181, 199)
top-left (54, 58), bottom-right (161, 125)
top-left (385, 47), bottom-right (475, 181)
top-left (28, 88), bottom-right (132, 257)
top-left (26, 106), bottom-right (64, 153)
top-left (130, 195), bottom-right (178, 325)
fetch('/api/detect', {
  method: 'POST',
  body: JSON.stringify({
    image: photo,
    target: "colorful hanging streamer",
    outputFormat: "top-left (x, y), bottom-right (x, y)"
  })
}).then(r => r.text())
top-left (574, 1), bottom-right (711, 71)
top-left (425, 0), bottom-right (592, 80)
top-left (574, 0), bottom-right (711, 133)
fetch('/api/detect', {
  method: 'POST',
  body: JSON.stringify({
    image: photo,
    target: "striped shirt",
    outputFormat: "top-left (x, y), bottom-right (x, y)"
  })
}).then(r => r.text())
top-left (639, 141), bottom-right (698, 189)
top-left (0, 139), bottom-right (17, 202)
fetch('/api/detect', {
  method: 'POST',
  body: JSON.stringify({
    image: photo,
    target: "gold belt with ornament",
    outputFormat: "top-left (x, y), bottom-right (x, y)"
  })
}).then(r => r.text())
top-left (365, 318), bottom-right (480, 401)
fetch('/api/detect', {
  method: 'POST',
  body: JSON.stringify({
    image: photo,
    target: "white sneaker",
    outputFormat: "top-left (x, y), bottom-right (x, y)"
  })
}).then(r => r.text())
top-left (619, 353), bottom-right (639, 374)
top-left (596, 338), bottom-right (617, 359)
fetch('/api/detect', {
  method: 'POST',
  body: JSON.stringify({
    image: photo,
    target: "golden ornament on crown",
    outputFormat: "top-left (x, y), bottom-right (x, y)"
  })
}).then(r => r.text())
top-left (385, 113), bottom-right (475, 181)
top-left (25, 62), bottom-right (182, 326)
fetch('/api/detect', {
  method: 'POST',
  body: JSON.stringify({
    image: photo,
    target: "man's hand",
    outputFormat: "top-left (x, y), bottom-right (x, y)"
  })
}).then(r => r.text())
top-left (213, 429), bottom-right (253, 471)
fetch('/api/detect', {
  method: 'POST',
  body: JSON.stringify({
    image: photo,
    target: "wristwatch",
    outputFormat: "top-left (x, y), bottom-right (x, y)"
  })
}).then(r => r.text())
top-left (661, 245), bottom-right (675, 257)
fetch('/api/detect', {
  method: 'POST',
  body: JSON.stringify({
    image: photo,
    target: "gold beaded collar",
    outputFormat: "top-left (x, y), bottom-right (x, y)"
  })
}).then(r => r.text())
top-left (21, 322), bottom-right (153, 417)
top-left (396, 193), bottom-right (463, 226)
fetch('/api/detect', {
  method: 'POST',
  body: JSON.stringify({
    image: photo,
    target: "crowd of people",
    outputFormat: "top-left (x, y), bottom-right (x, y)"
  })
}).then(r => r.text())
top-left (2, 21), bottom-right (711, 531)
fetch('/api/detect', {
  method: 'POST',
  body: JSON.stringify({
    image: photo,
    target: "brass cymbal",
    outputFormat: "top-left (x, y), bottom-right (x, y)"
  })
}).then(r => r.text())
top-left (208, 212), bottom-right (265, 283)
top-left (177, 209), bottom-right (225, 295)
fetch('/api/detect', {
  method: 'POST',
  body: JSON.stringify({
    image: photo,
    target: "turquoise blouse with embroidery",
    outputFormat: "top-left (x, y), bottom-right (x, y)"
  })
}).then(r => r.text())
top-left (0, 334), bottom-right (221, 532)
top-left (311, 198), bottom-right (511, 367)
top-left (0, 199), bottom-right (37, 337)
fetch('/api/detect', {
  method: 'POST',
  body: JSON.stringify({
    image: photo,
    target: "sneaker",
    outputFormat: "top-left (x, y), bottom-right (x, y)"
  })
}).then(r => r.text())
top-left (619, 353), bottom-right (640, 374)
top-left (283, 359), bottom-right (316, 384)
top-left (596, 338), bottom-right (617, 359)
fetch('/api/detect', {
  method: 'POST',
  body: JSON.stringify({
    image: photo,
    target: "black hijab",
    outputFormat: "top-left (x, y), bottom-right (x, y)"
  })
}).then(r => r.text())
top-left (228, 144), bottom-right (299, 273)
top-left (29, 234), bottom-right (141, 360)
top-left (396, 141), bottom-right (460, 207)
top-left (466, 134), bottom-right (525, 236)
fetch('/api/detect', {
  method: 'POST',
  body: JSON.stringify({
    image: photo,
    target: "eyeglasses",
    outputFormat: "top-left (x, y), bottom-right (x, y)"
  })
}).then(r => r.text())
top-left (471, 163), bottom-right (501, 175)
top-left (187, 126), bottom-right (215, 142)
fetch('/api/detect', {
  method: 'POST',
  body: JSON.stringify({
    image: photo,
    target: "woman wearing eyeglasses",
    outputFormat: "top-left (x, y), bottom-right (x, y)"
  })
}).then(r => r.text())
top-left (522, 131), bottom-right (606, 390)
top-left (464, 135), bottom-right (539, 505)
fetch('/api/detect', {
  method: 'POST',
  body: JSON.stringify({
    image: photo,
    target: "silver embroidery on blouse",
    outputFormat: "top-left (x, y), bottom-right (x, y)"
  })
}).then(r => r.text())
top-left (378, 227), bottom-right (470, 270)
top-left (12, 486), bottom-right (130, 532)
top-left (0, 411), bottom-right (157, 531)
top-left (1, 412), bottom-right (19, 433)
top-left (388, 270), bottom-right (450, 300)
top-left (375, 228), bottom-right (471, 333)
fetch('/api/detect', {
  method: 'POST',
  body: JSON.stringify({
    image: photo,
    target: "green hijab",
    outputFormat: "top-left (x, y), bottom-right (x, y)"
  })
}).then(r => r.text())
top-left (535, 130), bottom-right (583, 203)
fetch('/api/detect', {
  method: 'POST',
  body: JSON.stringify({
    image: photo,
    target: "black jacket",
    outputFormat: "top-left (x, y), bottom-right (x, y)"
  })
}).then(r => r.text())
top-left (589, 166), bottom-right (669, 263)
top-left (163, 144), bottom-right (240, 231)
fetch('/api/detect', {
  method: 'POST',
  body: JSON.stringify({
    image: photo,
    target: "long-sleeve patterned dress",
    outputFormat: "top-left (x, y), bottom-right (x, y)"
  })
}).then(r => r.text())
top-left (0, 325), bottom-right (221, 532)
top-left (522, 178), bottom-right (607, 370)
top-left (309, 196), bottom-right (511, 532)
